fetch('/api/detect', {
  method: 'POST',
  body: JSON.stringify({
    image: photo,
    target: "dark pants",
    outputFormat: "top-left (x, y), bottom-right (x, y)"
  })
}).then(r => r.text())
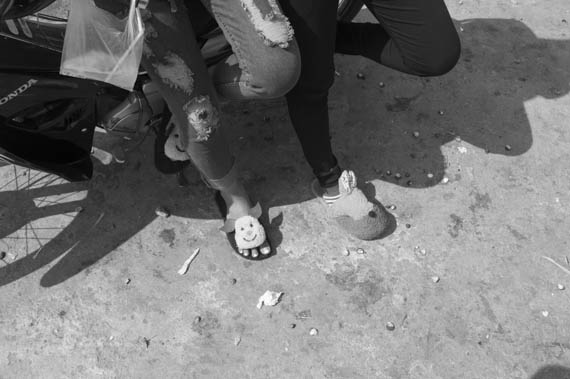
top-left (280, 0), bottom-right (461, 188)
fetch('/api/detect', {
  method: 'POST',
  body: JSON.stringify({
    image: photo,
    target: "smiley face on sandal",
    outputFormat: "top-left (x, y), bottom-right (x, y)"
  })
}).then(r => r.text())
top-left (234, 215), bottom-right (266, 250)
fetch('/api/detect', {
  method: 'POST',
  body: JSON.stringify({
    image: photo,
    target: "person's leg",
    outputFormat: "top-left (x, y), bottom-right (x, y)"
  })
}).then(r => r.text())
top-left (141, 0), bottom-right (269, 257)
top-left (278, 0), bottom-right (342, 191)
top-left (199, 0), bottom-right (301, 101)
top-left (336, 0), bottom-right (460, 76)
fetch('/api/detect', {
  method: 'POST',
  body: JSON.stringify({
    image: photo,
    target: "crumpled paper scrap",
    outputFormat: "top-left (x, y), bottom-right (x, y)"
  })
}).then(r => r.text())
top-left (257, 291), bottom-right (283, 309)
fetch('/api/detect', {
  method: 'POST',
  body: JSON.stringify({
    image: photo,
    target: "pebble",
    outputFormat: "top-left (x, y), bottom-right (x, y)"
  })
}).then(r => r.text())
top-left (438, 110), bottom-right (445, 115)
top-left (356, 72), bottom-right (365, 80)
top-left (420, 249), bottom-right (427, 256)
top-left (334, 70), bottom-right (341, 77)
top-left (290, 323), bottom-right (297, 329)
top-left (342, 248), bottom-right (350, 256)
top-left (309, 328), bottom-right (319, 336)
top-left (406, 224), bottom-right (411, 229)
top-left (155, 206), bottom-right (171, 218)
top-left (413, 131), bottom-right (420, 138)
top-left (75, 206), bottom-right (84, 213)
top-left (505, 144), bottom-right (512, 151)
top-left (230, 278), bottom-right (237, 285)
top-left (385, 170), bottom-right (392, 176)
top-left (234, 336), bottom-right (241, 346)
top-left (441, 177), bottom-right (450, 184)
top-left (431, 276), bottom-right (440, 283)
top-left (427, 173), bottom-right (434, 179)
top-left (386, 322), bottom-right (396, 331)
top-left (356, 248), bottom-right (365, 255)
top-left (387, 205), bottom-right (397, 210)
top-left (558, 284), bottom-right (565, 290)
top-left (406, 180), bottom-right (413, 187)
top-left (125, 278), bottom-right (131, 285)
top-left (379, 82), bottom-right (385, 88)
top-left (542, 310), bottom-right (549, 318)
top-left (194, 316), bottom-right (202, 323)
top-left (394, 173), bottom-right (402, 180)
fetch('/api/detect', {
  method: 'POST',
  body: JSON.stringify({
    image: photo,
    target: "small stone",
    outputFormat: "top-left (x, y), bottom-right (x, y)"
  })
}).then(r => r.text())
top-left (385, 170), bottom-right (392, 176)
top-left (356, 72), bottom-right (365, 80)
top-left (427, 173), bottom-right (434, 179)
top-left (455, 136), bottom-right (462, 142)
top-left (387, 205), bottom-right (397, 210)
top-left (542, 310), bottom-right (549, 317)
top-left (155, 206), bottom-right (170, 218)
top-left (386, 322), bottom-right (396, 331)
top-left (234, 336), bottom-right (241, 346)
top-left (109, 336), bottom-right (114, 341)
top-left (334, 70), bottom-right (341, 77)
top-left (342, 248), bottom-right (350, 256)
top-left (356, 248), bottom-right (365, 255)
top-left (194, 316), bottom-right (202, 324)
top-left (441, 177), bottom-right (450, 184)
top-left (431, 276), bottom-right (440, 283)
top-left (290, 323), bottom-right (296, 329)
top-left (505, 144), bottom-right (512, 151)
top-left (379, 82), bottom-right (385, 88)
top-left (230, 278), bottom-right (237, 285)
top-left (420, 249), bottom-right (427, 256)
top-left (413, 131), bottom-right (420, 138)
top-left (558, 284), bottom-right (565, 290)
top-left (406, 180), bottom-right (413, 187)
top-left (309, 328), bottom-right (319, 336)
top-left (125, 278), bottom-right (131, 285)
top-left (438, 110), bottom-right (445, 115)
top-left (75, 206), bottom-right (84, 213)
top-left (406, 224), bottom-right (411, 229)
top-left (394, 173), bottom-right (402, 180)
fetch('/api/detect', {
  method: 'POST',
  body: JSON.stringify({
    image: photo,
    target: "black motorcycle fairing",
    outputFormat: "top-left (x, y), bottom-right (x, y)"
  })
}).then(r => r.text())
top-left (0, 72), bottom-right (112, 181)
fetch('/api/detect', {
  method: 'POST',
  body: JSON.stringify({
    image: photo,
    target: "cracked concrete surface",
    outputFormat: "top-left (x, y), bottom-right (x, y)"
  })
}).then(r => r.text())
top-left (1, 0), bottom-right (570, 378)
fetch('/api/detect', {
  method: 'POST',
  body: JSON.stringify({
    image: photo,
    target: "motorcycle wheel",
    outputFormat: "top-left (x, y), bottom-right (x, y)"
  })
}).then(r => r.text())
top-left (338, 0), bottom-right (365, 22)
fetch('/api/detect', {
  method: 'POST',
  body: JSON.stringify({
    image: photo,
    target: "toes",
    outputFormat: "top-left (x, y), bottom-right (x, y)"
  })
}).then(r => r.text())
top-left (251, 249), bottom-right (259, 258)
top-left (260, 241), bottom-right (271, 255)
top-left (241, 249), bottom-right (250, 257)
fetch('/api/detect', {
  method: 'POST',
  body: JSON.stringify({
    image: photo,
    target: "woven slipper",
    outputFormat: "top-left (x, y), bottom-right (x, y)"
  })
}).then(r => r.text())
top-left (214, 191), bottom-right (273, 261)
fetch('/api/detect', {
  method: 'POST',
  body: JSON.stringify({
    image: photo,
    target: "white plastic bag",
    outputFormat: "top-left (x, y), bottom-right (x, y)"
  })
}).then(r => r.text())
top-left (60, 0), bottom-right (144, 91)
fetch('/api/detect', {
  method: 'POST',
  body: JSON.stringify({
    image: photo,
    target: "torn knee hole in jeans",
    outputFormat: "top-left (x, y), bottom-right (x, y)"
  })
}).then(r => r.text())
top-left (240, 0), bottom-right (293, 48)
top-left (152, 52), bottom-right (194, 95)
top-left (184, 95), bottom-right (220, 142)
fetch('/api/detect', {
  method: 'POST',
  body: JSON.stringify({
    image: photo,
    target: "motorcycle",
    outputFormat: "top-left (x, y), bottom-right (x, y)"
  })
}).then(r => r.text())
top-left (0, 0), bottom-right (364, 182)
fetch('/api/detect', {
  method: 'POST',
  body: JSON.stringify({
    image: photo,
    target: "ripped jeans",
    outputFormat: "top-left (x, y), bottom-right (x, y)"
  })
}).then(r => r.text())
top-left (138, 0), bottom-right (300, 185)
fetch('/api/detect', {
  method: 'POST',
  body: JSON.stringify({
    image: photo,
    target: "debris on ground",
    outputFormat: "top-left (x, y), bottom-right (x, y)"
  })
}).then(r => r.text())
top-left (431, 276), bottom-right (440, 283)
top-left (178, 248), bottom-right (201, 275)
top-left (234, 336), bottom-right (241, 346)
top-left (342, 248), bottom-right (350, 256)
top-left (155, 206), bottom-right (171, 218)
top-left (356, 248), bottom-right (365, 255)
top-left (257, 291), bottom-right (283, 309)
top-left (558, 284), bottom-right (565, 290)
top-left (309, 328), bottom-right (318, 336)
top-left (542, 310), bottom-right (549, 317)
top-left (125, 278), bottom-right (131, 285)
top-left (386, 322), bottom-right (396, 331)
top-left (442, 177), bottom-right (450, 184)
top-left (356, 72), bottom-right (365, 80)
top-left (296, 310), bottom-right (312, 320)
top-left (542, 256), bottom-right (570, 276)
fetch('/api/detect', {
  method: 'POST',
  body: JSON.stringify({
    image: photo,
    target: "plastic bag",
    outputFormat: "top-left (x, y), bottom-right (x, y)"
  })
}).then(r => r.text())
top-left (60, 0), bottom-right (144, 91)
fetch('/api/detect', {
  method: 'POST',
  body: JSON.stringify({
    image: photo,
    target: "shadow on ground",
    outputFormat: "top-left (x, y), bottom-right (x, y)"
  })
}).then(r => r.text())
top-left (531, 365), bottom-right (570, 379)
top-left (0, 17), bottom-right (568, 287)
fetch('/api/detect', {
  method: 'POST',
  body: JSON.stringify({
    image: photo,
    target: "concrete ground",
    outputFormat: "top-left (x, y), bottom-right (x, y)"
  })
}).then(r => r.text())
top-left (2, 0), bottom-right (570, 378)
